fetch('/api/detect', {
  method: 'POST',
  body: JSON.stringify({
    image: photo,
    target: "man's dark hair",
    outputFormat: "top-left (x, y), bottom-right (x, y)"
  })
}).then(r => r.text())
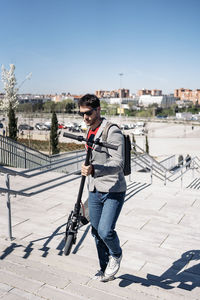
top-left (78, 94), bottom-right (100, 108)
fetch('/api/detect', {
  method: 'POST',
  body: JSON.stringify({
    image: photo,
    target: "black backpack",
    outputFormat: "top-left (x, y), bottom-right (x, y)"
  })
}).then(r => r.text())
top-left (102, 122), bottom-right (132, 176)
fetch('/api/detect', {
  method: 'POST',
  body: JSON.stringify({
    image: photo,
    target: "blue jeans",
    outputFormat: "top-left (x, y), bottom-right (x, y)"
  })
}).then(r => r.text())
top-left (88, 189), bottom-right (125, 272)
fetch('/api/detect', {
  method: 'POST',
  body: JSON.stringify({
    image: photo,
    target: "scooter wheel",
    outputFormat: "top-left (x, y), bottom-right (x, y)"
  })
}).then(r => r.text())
top-left (63, 234), bottom-right (74, 256)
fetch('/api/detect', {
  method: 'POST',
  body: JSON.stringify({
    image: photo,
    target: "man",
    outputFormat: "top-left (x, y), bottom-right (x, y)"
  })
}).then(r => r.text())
top-left (185, 154), bottom-right (191, 169)
top-left (78, 94), bottom-right (126, 282)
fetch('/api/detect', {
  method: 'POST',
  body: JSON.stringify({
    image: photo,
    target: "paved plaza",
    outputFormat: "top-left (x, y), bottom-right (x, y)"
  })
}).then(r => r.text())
top-left (0, 120), bottom-right (200, 299)
top-left (0, 166), bottom-right (200, 299)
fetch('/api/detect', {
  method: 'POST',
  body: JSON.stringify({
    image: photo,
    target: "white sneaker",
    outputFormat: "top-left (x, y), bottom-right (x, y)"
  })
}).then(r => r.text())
top-left (92, 270), bottom-right (104, 281)
top-left (104, 254), bottom-right (122, 278)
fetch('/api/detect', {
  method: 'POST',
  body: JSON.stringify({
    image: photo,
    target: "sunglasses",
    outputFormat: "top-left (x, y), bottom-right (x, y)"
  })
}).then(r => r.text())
top-left (78, 108), bottom-right (97, 117)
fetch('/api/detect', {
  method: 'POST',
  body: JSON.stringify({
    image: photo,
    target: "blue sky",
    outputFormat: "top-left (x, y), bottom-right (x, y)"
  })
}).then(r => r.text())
top-left (0, 0), bottom-right (200, 95)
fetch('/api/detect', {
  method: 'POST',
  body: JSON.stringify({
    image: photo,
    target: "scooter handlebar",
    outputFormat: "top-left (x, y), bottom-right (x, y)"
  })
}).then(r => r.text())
top-left (63, 132), bottom-right (85, 142)
top-left (63, 132), bottom-right (118, 150)
top-left (96, 141), bottom-right (118, 150)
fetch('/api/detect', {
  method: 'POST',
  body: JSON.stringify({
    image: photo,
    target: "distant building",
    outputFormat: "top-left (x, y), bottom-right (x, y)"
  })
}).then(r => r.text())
top-left (137, 89), bottom-right (162, 96)
top-left (119, 89), bottom-right (130, 98)
top-left (176, 99), bottom-right (193, 108)
top-left (137, 89), bottom-right (151, 96)
top-left (174, 88), bottom-right (200, 104)
top-left (176, 112), bottom-right (192, 120)
top-left (96, 89), bottom-right (130, 98)
top-left (18, 94), bottom-right (51, 104)
top-left (151, 89), bottom-right (162, 96)
top-left (101, 97), bottom-right (138, 105)
top-left (96, 90), bottom-right (118, 98)
top-left (138, 95), bottom-right (176, 107)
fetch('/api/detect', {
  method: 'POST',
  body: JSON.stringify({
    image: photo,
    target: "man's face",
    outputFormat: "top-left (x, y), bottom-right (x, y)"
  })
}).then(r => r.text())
top-left (79, 105), bottom-right (100, 127)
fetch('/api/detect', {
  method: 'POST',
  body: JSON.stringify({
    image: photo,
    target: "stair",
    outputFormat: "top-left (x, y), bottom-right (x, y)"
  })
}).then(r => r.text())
top-left (1, 169), bottom-right (200, 299)
top-left (187, 177), bottom-right (200, 190)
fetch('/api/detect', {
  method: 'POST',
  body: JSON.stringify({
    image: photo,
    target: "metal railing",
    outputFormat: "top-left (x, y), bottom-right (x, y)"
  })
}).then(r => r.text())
top-left (131, 141), bottom-right (200, 186)
top-left (0, 134), bottom-right (85, 172)
top-left (0, 134), bottom-right (49, 169)
top-left (0, 151), bottom-right (87, 240)
top-left (1, 134), bottom-right (199, 241)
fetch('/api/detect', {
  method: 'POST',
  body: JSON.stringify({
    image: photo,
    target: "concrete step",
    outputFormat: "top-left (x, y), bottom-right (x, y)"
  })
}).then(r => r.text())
top-left (0, 237), bottom-right (194, 300)
top-left (1, 169), bottom-right (200, 299)
top-left (186, 177), bottom-right (200, 190)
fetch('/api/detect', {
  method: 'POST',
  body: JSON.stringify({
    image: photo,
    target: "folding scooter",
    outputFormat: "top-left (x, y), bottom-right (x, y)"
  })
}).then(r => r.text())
top-left (62, 131), bottom-right (118, 256)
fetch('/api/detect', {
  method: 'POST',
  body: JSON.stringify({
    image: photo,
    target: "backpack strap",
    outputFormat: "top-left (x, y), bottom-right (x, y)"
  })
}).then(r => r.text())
top-left (102, 122), bottom-right (119, 142)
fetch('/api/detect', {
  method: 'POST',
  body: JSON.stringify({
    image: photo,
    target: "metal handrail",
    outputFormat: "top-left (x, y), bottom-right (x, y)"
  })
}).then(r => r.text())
top-left (1, 135), bottom-right (200, 241)
top-left (0, 153), bottom-right (85, 178)
top-left (0, 150), bottom-right (85, 240)
top-left (132, 142), bottom-right (172, 173)
top-left (130, 142), bottom-right (200, 185)
top-left (0, 134), bottom-right (85, 170)
top-left (21, 152), bottom-right (85, 175)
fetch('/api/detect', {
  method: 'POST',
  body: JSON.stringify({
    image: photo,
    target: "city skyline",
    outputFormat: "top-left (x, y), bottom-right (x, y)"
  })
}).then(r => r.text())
top-left (0, 0), bottom-right (200, 95)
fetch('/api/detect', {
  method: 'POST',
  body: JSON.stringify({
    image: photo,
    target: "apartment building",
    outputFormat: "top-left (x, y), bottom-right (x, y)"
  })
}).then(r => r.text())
top-left (174, 88), bottom-right (200, 104)
top-left (96, 89), bottom-right (130, 98)
top-left (137, 89), bottom-right (162, 96)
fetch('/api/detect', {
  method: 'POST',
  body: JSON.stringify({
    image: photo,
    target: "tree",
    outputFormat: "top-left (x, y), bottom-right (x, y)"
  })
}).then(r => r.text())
top-left (1, 64), bottom-right (18, 111)
top-left (50, 111), bottom-right (59, 155)
top-left (8, 103), bottom-right (18, 141)
top-left (43, 101), bottom-right (55, 113)
top-left (64, 99), bottom-right (75, 113)
top-left (1, 65), bottom-right (18, 141)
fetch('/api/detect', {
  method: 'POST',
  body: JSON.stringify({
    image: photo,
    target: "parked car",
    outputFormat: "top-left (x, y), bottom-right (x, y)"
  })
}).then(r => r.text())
top-left (44, 121), bottom-right (51, 128)
top-left (58, 123), bottom-right (65, 129)
top-left (18, 124), bottom-right (34, 130)
top-left (133, 128), bottom-right (145, 135)
top-left (120, 124), bottom-right (129, 130)
top-left (136, 121), bottom-right (145, 127)
top-left (35, 123), bottom-right (50, 130)
top-left (69, 124), bottom-right (81, 132)
top-left (64, 122), bottom-right (76, 129)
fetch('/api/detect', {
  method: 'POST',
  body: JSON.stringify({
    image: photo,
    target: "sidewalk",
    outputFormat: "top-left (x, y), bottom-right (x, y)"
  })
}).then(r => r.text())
top-left (0, 170), bottom-right (200, 299)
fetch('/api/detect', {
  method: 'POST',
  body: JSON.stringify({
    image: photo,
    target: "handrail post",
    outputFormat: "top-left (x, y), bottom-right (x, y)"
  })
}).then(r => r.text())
top-left (150, 159), bottom-right (153, 184)
top-left (181, 167), bottom-right (183, 189)
top-left (164, 171), bottom-right (166, 186)
top-left (129, 157), bottom-right (132, 182)
top-left (192, 159), bottom-right (194, 178)
top-left (5, 174), bottom-right (13, 240)
top-left (24, 147), bottom-right (27, 169)
top-left (76, 152), bottom-right (79, 171)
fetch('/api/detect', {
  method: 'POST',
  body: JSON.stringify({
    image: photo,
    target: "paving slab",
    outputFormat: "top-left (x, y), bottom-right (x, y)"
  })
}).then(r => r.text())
top-left (0, 170), bottom-right (200, 300)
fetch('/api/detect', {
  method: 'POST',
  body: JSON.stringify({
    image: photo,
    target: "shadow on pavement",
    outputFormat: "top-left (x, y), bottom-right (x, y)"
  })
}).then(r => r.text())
top-left (119, 250), bottom-right (200, 291)
top-left (0, 222), bottom-right (90, 259)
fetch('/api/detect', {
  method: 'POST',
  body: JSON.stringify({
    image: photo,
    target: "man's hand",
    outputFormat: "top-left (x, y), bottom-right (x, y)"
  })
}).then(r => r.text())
top-left (81, 164), bottom-right (94, 176)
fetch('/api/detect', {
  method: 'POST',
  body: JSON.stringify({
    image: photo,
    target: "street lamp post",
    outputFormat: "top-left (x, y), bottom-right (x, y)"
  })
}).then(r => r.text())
top-left (18, 72), bottom-right (32, 90)
top-left (119, 73), bottom-right (123, 117)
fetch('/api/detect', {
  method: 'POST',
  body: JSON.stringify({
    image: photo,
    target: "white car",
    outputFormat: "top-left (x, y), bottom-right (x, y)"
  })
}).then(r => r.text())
top-left (35, 123), bottom-right (50, 130)
top-left (133, 128), bottom-right (145, 135)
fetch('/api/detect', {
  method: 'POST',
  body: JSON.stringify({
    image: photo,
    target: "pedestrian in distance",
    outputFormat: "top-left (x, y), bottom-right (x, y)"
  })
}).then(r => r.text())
top-left (79, 94), bottom-right (126, 282)
top-left (185, 154), bottom-right (191, 169)
top-left (178, 154), bottom-right (184, 167)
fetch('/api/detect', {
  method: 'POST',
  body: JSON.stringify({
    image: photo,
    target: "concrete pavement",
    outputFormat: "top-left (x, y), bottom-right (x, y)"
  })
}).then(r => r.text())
top-left (0, 168), bottom-right (200, 299)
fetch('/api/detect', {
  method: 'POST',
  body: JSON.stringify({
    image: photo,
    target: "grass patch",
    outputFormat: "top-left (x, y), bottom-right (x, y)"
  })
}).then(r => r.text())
top-left (18, 138), bottom-right (85, 153)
